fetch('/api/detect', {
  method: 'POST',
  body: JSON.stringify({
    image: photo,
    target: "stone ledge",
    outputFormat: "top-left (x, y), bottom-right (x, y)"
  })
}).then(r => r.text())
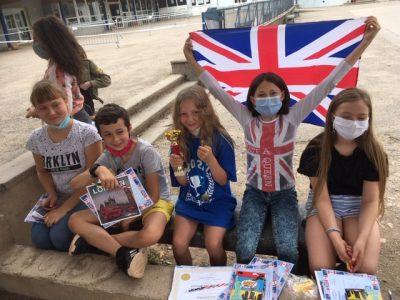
top-left (0, 245), bottom-right (174, 300)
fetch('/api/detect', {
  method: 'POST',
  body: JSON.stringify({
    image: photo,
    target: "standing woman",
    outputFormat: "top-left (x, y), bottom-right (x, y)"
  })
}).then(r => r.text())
top-left (298, 88), bottom-right (388, 274)
top-left (26, 15), bottom-right (91, 124)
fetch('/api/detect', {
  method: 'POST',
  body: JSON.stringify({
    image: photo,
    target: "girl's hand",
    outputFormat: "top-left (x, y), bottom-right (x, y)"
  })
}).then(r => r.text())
top-left (350, 238), bottom-right (367, 272)
top-left (44, 207), bottom-right (66, 227)
top-left (331, 235), bottom-right (352, 264)
top-left (43, 193), bottom-right (58, 209)
top-left (80, 81), bottom-right (92, 90)
top-left (183, 37), bottom-right (195, 62)
top-left (25, 106), bottom-right (39, 118)
top-left (197, 145), bottom-right (215, 165)
top-left (169, 154), bottom-right (184, 169)
top-left (97, 166), bottom-right (119, 190)
top-left (363, 16), bottom-right (380, 43)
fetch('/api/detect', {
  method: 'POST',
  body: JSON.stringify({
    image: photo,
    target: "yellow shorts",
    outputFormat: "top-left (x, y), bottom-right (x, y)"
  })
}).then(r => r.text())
top-left (142, 199), bottom-right (174, 223)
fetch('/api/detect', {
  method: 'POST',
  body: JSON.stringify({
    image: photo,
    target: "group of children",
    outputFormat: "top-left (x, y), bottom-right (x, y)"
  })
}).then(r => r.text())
top-left (26, 15), bottom-right (388, 280)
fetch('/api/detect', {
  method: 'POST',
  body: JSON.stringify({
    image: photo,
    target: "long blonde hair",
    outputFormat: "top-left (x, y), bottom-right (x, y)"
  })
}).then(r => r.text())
top-left (172, 85), bottom-right (233, 162)
top-left (313, 88), bottom-right (388, 216)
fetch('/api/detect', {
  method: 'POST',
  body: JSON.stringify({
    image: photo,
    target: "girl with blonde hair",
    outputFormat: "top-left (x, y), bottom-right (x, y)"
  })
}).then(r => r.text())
top-left (169, 85), bottom-right (237, 266)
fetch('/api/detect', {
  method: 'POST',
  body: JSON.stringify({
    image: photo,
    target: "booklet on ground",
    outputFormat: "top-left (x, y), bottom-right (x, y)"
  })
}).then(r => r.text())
top-left (315, 269), bottom-right (383, 300)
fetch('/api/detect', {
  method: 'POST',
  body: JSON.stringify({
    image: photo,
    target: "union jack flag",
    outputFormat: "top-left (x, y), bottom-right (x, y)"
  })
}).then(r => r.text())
top-left (190, 18), bottom-right (367, 126)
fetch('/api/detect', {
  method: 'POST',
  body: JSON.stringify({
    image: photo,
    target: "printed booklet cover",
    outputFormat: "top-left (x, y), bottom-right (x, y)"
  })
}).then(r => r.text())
top-left (315, 269), bottom-right (383, 300)
top-left (229, 270), bottom-right (266, 300)
top-left (24, 193), bottom-right (49, 224)
top-left (122, 167), bottom-right (154, 210)
top-left (86, 173), bottom-right (142, 227)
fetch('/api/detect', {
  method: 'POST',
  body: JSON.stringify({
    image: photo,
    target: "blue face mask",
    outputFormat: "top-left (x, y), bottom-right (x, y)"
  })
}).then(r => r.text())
top-left (47, 115), bottom-right (71, 130)
top-left (254, 96), bottom-right (283, 116)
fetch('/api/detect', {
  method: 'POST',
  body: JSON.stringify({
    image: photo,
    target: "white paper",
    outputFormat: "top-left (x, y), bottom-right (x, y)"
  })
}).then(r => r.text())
top-left (168, 266), bottom-right (232, 300)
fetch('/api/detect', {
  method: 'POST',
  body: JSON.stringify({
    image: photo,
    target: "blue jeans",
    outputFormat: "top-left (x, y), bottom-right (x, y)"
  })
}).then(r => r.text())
top-left (236, 185), bottom-right (299, 265)
top-left (31, 201), bottom-right (87, 251)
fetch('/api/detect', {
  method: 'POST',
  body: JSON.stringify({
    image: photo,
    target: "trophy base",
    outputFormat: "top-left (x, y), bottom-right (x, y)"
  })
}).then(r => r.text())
top-left (174, 167), bottom-right (186, 177)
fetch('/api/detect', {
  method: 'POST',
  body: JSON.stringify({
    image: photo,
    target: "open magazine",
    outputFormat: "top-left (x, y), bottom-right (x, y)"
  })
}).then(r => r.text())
top-left (84, 167), bottom-right (154, 228)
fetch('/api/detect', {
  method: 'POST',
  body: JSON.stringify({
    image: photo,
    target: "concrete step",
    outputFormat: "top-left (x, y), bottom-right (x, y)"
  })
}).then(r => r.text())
top-left (125, 74), bottom-right (185, 116)
top-left (0, 245), bottom-right (174, 300)
top-left (130, 81), bottom-right (197, 142)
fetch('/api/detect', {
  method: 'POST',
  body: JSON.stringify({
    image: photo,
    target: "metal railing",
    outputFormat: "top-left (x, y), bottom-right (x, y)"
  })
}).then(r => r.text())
top-left (202, 0), bottom-right (295, 29)
top-left (0, 10), bottom-right (192, 49)
top-left (0, 29), bottom-right (32, 46)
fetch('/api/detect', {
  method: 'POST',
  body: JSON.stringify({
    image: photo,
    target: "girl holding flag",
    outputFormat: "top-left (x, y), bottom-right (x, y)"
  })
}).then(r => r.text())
top-left (183, 16), bottom-right (380, 267)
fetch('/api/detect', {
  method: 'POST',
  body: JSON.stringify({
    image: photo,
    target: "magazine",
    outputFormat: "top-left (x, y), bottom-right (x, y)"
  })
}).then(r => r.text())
top-left (121, 167), bottom-right (154, 211)
top-left (86, 173), bottom-right (142, 227)
top-left (315, 269), bottom-right (383, 300)
top-left (249, 257), bottom-right (294, 299)
top-left (24, 193), bottom-right (49, 224)
top-left (80, 193), bottom-right (119, 229)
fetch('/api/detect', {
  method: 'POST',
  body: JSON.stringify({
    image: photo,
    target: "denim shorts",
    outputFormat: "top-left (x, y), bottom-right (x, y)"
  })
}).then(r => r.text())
top-left (306, 191), bottom-right (361, 219)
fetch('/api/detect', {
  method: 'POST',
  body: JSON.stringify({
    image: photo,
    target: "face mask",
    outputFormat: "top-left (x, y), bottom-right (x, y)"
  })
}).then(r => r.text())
top-left (47, 115), bottom-right (71, 130)
top-left (105, 139), bottom-right (134, 157)
top-left (254, 96), bottom-right (282, 117)
top-left (32, 42), bottom-right (50, 60)
top-left (333, 116), bottom-right (369, 140)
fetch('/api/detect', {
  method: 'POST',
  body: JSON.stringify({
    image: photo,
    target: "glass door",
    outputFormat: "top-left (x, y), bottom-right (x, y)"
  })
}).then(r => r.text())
top-left (2, 8), bottom-right (31, 41)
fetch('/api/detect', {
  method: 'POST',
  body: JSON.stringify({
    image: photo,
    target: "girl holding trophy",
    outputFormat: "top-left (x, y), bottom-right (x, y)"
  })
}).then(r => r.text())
top-left (168, 85), bottom-right (237, 266)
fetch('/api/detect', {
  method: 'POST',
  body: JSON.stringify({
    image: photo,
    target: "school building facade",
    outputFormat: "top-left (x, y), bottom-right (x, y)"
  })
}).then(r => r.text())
top-left (0, 0), bottom-right (251, 45)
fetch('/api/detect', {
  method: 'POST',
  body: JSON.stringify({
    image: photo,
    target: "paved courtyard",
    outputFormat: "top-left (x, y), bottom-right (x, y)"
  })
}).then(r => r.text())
top-left (0, 16), bottom-right (202, 165)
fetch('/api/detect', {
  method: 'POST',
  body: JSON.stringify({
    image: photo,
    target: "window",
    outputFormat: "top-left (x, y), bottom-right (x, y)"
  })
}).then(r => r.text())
top-left (159, 0), bottom-right (167, 8)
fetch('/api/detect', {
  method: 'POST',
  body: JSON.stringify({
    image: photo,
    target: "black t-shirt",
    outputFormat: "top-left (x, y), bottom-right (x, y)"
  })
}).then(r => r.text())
top-left (298, 139), bottom-right (379, 196)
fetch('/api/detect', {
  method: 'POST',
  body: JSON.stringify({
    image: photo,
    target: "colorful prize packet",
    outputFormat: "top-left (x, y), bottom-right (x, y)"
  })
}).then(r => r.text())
top-left (250, 257), bottom-right (294, 299)
top-left (219, 263), bottom-right (274, 300)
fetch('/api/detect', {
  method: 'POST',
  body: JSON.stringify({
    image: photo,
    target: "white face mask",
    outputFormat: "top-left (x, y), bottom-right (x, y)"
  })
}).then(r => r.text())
top-left (333, 116), bottom-right (369, 141)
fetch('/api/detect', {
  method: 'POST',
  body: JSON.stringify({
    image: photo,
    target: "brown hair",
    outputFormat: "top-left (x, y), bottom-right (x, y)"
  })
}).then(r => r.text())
top-left (314, 88), bottom-right (388, 216)
top-left (172, 84), bottom-right (234, 162)
top-left (32, 16), bottom-right (85, 80)
top-left (30, 80), bottom-right (66, 106)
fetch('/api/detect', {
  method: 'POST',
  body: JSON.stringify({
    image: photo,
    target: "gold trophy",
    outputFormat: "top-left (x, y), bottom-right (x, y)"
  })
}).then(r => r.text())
top-left (165, 129), bottom-right (187, 176)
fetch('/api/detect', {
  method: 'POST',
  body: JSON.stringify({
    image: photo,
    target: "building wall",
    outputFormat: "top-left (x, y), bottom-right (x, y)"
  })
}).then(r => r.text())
top-left (1, 0), bottom-right (44, 25)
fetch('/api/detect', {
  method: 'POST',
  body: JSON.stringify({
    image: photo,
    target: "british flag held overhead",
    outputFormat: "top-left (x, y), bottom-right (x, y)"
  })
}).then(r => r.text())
top-left (190, 18), bottom-right (367, 126)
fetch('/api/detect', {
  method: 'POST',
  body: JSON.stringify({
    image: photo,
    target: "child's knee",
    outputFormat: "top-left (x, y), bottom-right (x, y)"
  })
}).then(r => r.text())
top-left (308, 258), bottom-right (335, 274)
top-left (31, 225), bottom-right (52, 249)
top-left (173, 235), bottom-right (190, 250)
top-left (68, 212), bottom-right (79, 231)
top-left (204, 238), bottom-right (223, 253)
top-left (49, 228), bottom-right (73, 251)
top-left (358, 262), bottom-right (378, 275)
